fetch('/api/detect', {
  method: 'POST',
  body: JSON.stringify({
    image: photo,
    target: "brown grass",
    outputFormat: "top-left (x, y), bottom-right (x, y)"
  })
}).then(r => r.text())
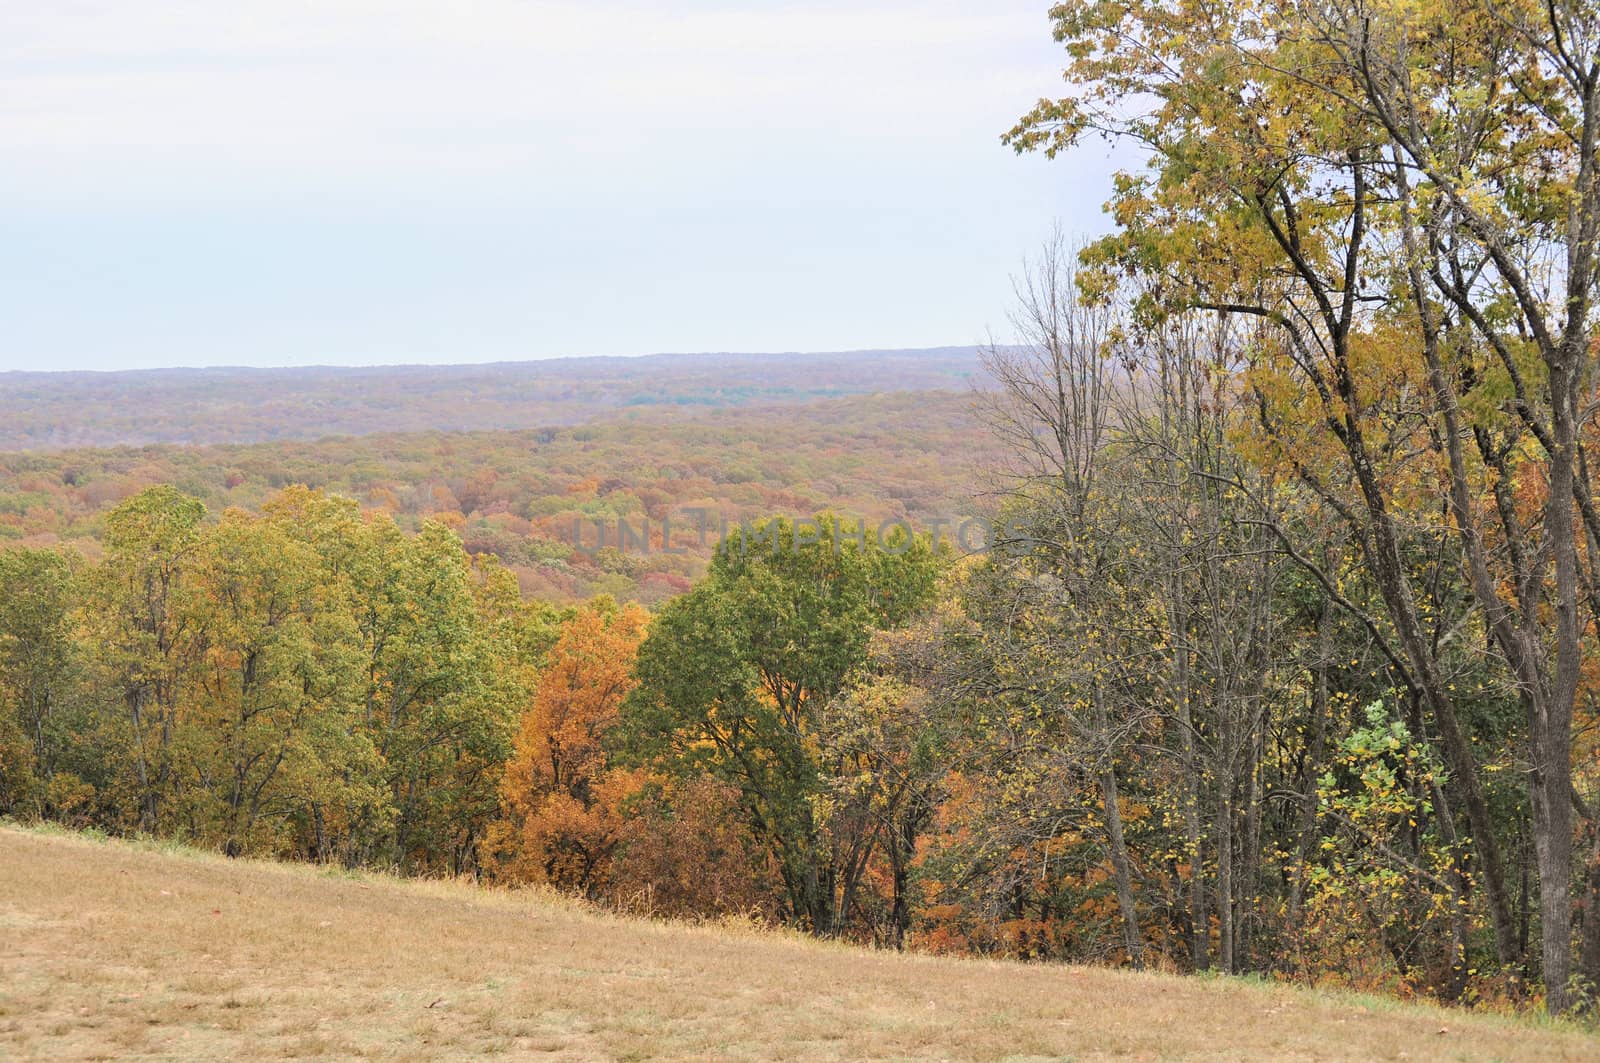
top-left (0, 824), bottom-right (1592, 1061)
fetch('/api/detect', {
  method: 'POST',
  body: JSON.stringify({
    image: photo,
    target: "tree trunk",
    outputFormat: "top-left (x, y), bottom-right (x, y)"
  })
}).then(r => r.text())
top-left (1536, 357), bottom-right (1581, 1011)
top-left (889, 845), bottom-right (909, 950)
top-left (126, 687), bottom-right (157, 833)
top-left (1288, 596), bottom-right (1332, 944)
top-left (1099, 762), bottom-right (1144, 970)
top-left (1430, 778), bottom-right (1471, 1002)
top-left (1216, 784), bottom-right (1234, 975)
top-left (1172, 622), bottom-right (1209, 971)
top-left (1235, 713), bottom-right (1264, 973)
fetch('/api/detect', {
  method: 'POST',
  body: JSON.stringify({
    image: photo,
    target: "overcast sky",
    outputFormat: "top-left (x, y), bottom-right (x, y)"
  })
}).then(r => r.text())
top-left (0, 1), bottom-right (1130, 372)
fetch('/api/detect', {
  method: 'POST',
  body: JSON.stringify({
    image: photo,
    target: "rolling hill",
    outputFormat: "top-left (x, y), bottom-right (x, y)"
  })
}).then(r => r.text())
top-left (0, 825), bottom-right (1591, 1061)
top-left (0, 348), bottom-right (987, 451)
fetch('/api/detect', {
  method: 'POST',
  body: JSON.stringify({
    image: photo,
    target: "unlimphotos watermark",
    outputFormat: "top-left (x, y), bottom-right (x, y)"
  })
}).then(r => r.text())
top-left (567, 509), bottom-right (1014, 557)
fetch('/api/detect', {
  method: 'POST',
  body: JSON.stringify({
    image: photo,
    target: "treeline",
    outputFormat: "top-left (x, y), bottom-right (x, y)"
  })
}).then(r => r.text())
top-left (0, 489), bottom-right (950, 930)
top-left (0, 486), bottom-right (563, 871)
top-left (982, 0), bottom-right (1600, 1014)
top-left (2, 334), bottom-right (1594, 1012)
top-left (0, 391), bottom-right (994, 604)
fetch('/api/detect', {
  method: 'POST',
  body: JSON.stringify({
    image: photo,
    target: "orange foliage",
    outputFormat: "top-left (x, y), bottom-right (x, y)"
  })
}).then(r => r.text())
top-left (489, 600), bottom-right (650, 896)
top-left (607, 777), bottom-right (781, 921)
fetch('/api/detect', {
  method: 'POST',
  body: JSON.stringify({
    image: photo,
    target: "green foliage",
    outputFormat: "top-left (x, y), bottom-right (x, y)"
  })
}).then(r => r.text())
top-left (621, 514), bottom-right (943, 931)
top-left (0, 484), bottom-right (550, 874)
top-left (0, 549), bottom-right (83, 818)
top-left (1297, 701), bottom-right (1472, 993)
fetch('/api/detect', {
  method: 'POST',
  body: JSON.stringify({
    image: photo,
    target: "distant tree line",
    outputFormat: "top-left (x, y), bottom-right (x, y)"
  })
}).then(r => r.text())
top-left (0, 391), bottom-right (991, 605)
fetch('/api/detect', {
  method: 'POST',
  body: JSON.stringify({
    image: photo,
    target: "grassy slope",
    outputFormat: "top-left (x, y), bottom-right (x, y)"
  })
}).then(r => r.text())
top-left (0, 826), bottom-right (1591, 1062)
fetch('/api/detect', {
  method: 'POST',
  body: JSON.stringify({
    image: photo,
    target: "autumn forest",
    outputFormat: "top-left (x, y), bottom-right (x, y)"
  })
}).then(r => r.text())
top-left (8, 0), bottom-right (1600, 1033)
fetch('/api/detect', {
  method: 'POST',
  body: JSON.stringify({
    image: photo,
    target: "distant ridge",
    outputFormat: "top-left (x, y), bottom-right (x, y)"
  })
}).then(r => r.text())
top-left (0, 347), bottom-right (993, 451)
top-left (0, 346), bottom-right (992, 379)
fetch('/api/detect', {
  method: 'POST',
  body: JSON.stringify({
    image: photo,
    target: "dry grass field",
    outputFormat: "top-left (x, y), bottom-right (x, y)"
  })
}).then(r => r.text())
top-left (0, 825), bottom-right (1593, 1062)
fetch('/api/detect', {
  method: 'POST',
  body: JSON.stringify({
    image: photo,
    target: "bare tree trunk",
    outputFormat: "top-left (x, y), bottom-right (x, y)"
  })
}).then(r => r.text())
top-left (1288, 595), bottom-right (1332, 940)
top-left (1236, 712), bottom-right (1265, 973)
top-left (1216, 781), bottom-right (1234, 976)
top-left (1100, 768), bottom-right (1144, 969)
top-left (888, 820), bottom-right (912, 951)
top-left (1536, 356), bottom-right (1581, 1010)
top-left (1430, 778), bottom-right (1471, 1002)
top-left (1098, 762), bottom-right (1144, 968)
top-left (126, 688), bottom-right (157, 833)
top-left (1173, 633), bottom-right (1209, 971)
top-left (1154, 327), bottom-right (1210, 974)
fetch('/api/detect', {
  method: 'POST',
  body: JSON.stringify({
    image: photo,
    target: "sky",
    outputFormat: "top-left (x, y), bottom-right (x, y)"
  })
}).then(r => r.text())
top-left (0, 1), bottom-right (1132, 372)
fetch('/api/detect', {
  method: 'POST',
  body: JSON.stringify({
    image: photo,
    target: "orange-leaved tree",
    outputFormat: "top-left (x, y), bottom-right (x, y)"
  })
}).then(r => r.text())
top-left (488, 597), bottom-right (648, 897)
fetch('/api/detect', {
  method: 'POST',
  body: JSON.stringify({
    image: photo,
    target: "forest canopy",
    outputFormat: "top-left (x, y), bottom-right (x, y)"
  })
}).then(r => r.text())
top-left (6, 0), bottom-right (1600, 1023)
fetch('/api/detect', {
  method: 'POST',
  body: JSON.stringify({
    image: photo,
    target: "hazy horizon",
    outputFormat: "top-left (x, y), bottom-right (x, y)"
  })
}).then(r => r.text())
top-left (1, 2), bottom-right (1129, 373)
top-left (0, 343), bottom-right (995, 378)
